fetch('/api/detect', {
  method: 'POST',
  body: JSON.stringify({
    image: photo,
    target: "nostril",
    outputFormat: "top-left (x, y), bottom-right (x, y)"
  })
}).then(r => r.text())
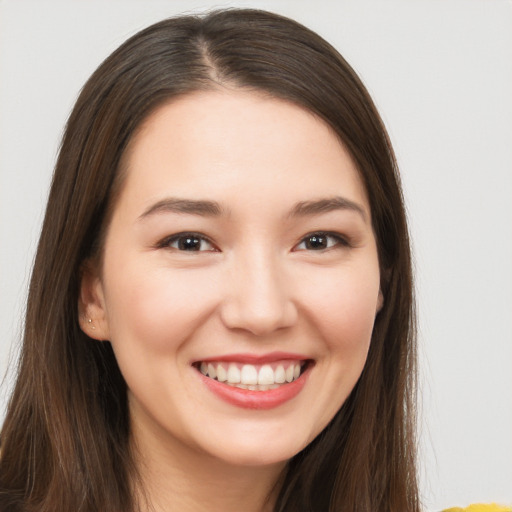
top-left (219, 299), bottom-right (298, 336)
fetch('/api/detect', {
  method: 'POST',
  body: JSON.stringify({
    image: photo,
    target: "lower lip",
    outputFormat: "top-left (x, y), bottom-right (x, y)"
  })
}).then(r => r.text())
top-left (198, 366), bottom-right (310, 410)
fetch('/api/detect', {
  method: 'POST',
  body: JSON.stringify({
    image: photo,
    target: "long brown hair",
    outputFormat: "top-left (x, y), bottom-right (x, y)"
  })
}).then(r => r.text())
top-left (0, 9), bottom-right (418, 511)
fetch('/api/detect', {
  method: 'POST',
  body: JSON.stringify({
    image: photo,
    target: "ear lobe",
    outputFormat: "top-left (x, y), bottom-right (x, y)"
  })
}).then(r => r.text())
top-left (78, 261), bottom-right (110, 341)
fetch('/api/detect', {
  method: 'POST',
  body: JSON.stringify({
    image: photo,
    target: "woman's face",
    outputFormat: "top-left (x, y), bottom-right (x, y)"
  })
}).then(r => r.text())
top-left (82, 90), bottom-right (382, 467)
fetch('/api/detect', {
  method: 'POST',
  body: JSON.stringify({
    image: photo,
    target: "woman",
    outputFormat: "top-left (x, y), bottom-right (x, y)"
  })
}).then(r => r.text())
top-left (0, 9), bottom-right (418, 512)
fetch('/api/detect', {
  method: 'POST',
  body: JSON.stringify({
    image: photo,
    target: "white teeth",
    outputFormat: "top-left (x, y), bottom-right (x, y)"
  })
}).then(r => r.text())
top-left (199, 360), bottom-right (306, 387)
top-left (227, 382), bottom-right (290, 391)
top-left (240, 364), bottom-right (258, 385)
top-left (275, 365), bottom-right (285, 384)
top-left (258, 364), bottom-right (275, 385)
top-left (207, 363), bottom-right (217, 380)
top-left (216, 364), bottom-right (227, 382)
top-left (227, 363), bottom-right (241, 384)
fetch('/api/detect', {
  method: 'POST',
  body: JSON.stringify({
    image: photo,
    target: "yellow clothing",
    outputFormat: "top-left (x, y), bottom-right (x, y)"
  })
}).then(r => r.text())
top-left (443, 505), bottom-right (511, 512)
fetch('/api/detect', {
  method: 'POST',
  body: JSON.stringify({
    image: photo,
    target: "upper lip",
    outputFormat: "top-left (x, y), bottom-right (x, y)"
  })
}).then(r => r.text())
top-left (192, 351), bottom-right (310, 365)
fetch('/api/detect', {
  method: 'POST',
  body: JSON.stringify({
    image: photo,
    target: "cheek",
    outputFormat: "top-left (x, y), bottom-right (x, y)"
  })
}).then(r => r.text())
top-left (102, 261), bottom-right (220, 355)
top-left (289, 262), bottom-right (380, 442)
top-left (299, 262), bottom-right (380, 355)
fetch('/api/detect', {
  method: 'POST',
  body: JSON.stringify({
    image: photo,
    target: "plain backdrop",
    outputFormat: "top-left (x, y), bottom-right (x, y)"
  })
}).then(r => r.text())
top-left (0, 1), bottom-right (511, 510)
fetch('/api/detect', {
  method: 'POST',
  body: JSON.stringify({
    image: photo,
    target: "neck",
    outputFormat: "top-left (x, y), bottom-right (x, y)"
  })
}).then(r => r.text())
top-left (131, 421), bottom-right (286, 512)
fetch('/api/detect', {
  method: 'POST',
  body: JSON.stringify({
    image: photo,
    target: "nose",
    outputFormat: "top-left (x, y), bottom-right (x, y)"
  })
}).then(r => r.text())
top-left (220, 251), bottom-right (298, 336)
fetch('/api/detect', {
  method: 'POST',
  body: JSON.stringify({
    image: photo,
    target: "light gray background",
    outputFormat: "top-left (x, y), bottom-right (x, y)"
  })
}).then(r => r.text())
top-left (1, 1), bottom-right (511, 510)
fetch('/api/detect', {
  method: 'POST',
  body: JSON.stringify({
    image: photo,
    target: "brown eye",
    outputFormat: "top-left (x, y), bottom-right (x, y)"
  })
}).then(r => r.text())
top-left (295, 232), bottom-right (347, 251)
top-left (304, 234), bottom-right (328, 250)
top-left (165, 233), bottom-right (215, 252)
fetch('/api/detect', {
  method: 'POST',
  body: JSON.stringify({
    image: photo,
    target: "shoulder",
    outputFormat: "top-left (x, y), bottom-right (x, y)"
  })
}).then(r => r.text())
top-left (442, 505), bottom-right (512, 512)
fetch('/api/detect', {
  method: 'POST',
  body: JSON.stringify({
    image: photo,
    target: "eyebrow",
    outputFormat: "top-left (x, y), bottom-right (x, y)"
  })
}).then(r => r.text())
top-left (139, 198), bottom-right (224, 220)
top-left (138, 195), bottom-right (367, 222)
top-left (289, 196), bottom-right (368, 222)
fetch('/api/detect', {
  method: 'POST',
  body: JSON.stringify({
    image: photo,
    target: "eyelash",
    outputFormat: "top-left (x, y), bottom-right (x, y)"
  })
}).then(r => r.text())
top-left (157, 231), bottom-right (350, 253)
top-left (294, 232), bottom-right (351, 251)
top-left (158, 232), bottom-right (217, 252)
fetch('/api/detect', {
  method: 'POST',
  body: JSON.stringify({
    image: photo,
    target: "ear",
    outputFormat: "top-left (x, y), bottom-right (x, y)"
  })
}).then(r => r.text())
top-left (376, 289), bottom-right (384, 313)
top-left (78, 260), bottom-right (110, 341)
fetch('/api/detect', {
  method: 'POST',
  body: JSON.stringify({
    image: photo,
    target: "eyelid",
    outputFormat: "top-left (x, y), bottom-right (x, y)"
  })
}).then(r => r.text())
top-left (157, 231), bottom-right (219, 252)
top-left (155, 230), bottom-right (351, 252)
top-left (293, 231), bottom-right (351, 251)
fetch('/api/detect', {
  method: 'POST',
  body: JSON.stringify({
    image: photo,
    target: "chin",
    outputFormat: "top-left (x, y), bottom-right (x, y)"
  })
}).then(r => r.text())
top-left (194, 428), bottom-right (312, 468)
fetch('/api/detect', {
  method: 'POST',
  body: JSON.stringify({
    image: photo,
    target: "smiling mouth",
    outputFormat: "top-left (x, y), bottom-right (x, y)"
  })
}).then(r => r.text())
top-left (194, 360), bottom-right (311, 391)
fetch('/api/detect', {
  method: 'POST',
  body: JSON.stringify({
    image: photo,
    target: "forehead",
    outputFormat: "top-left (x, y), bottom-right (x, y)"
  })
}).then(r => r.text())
top-left (118, 89), bottom-right (370, 216)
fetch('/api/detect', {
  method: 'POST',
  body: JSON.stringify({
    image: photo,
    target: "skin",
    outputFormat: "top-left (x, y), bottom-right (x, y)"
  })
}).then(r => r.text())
top-left (80, 89), bottom-right (383, 512)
